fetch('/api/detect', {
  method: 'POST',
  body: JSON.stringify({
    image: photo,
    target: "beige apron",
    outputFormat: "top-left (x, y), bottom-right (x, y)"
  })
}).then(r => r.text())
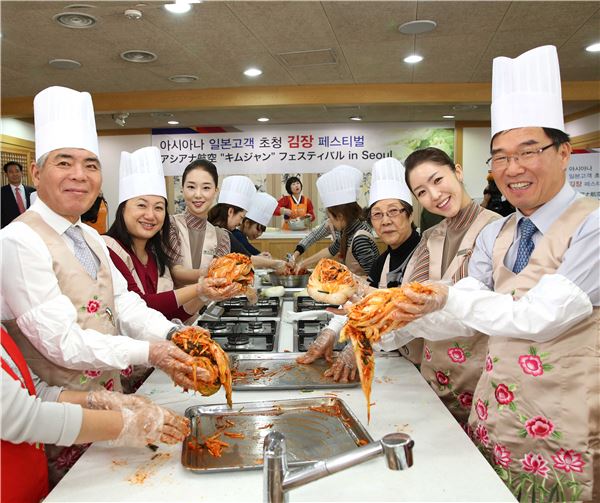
top-left (378, 254), bottom-right (391, 289)
top-left (418, 209), bottom-right (499, 425)
top-left (344, 228), bottom-right (377, 276)
top-left (468, 198), bottom-right (599, 502)
top-left (4, 212), bottom-right (121, 392)
top-left (171, 214), bottom-right (218, 281)
top-left (2, 212), bottom-right (123, 487)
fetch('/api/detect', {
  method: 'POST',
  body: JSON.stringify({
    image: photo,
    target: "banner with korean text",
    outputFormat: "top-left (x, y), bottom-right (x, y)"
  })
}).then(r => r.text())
top-left (152, 124), bottom-right (454, 176)
top-left (568, 150), bottom-right (599, 199)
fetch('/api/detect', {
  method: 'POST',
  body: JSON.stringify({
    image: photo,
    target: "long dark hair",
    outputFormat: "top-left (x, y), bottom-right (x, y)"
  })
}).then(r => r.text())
top-left (327, 201), bottom-right (364, 261)
top-left (207, 203), bottom-right (244, 229)
top-left (105, 199), bottom-right (172, 276)
top-left (82, 195), bottom-right (107, 224)
top-left (182, 159), bottom-right (218, 186)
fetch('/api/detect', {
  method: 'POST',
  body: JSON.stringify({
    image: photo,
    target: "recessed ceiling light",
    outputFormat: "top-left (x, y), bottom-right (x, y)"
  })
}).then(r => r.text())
top-left (168, 74), bottom-right (199, 83)
top-left (65, 4), bottom-right (96, 9)
top-left (442, 115), bottom-right (455, 119)
top-left (398, 20), bottom-right (437, 35)
top-left (164, 1), bottom-right (200, 14)
top-left (53, 11), bottom-right (97, 29)
top-left (244, 67), bottom-right (263, 77)
top-left (349, 116), bottom-right (363, 121)
top-left (257, 117), bottom-right (270, 122)
top-left (404, 54), bottom-right (423, 64)
top-left (120, 50), bottom-right (157, 63)
top-left (585, 42), bottom-right (600, 52)
top-left (48, 58), bottom-right (81, 70)
top-left (168, 120), bottom-right (180, 125)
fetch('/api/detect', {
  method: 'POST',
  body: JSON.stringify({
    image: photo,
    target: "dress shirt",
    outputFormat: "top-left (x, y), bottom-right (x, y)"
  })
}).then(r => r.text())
top-left (0, 199), bottom-right (175, 371)
top-left (1, 348), bottom-right (82, 446)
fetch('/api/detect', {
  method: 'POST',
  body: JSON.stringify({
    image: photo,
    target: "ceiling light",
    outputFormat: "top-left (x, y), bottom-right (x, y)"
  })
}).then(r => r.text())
top-left (403, 54), bottom-right (423, 64)
top-left (168, 74), bottom-right (199, 83)
top-left (398, 20), bottom-right (437, 35)
top-left (120, 50), bottom-right (157, 63)
top-left (244, 68), bottom-right (263, 77)
top-left (112, 113), bottom-right (129, 127)
top-left (53, 11), bottom-right (97, 28)
top-left (442, 115), bottom-right (455, 119)
top-left (168, 120), bottom-right (180, 125)
top-left (48, 58), bottom-right (81, 70)
top-left (124, 9), bottom-right (143, 20)
top-left (164, 1), bottom-right (200, 14)
top-left (585, 42), bottom-right (600, 52)
top-left (257, 117), bottom-right (270, 122)
top-left (349, 116), bottom-right (363, 121)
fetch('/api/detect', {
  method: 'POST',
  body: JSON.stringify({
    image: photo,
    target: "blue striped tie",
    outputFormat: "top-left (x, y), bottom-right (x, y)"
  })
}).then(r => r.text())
top-left (512, 218), bottom-right (537, 274)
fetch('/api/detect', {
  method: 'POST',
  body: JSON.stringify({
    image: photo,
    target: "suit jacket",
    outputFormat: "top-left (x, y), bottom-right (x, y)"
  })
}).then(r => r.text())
top-left (1, 184), bottom-right (36, 228)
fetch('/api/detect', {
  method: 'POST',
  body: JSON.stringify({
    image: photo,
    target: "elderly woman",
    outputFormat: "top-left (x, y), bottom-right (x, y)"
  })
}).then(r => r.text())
top-left (298, 158), bottom-right (420, 382)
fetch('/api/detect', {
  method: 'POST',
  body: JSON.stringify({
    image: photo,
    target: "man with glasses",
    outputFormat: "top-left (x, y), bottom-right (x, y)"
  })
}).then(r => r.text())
top-left (390, 46), bottom-right (599, 500)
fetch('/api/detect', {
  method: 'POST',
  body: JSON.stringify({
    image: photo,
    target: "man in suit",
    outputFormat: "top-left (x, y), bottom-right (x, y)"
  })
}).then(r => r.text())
top-left (1, 161), bottom-right (36, 228)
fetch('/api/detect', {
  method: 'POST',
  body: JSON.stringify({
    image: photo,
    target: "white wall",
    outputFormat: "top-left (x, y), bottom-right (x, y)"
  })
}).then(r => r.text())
top-left (461, 127), bottom-right (491, 202)
top-left (565, 112), bottom-right (599, 138)
top-left (98, 134), bottom-right (151, 224)
top-left (1, 118), bottom-right (35, 141)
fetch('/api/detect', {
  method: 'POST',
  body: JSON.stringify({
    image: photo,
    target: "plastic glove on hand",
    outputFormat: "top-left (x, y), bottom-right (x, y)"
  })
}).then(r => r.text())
top-left (197, 277), bottom-right (243, 303)
top-left (272, 259), bottom-right (287, 273)
top-left (86, 389), bottom-right (152, 411)
top-left (393, 283), bottom-right (449, 322)
top-left (323, 344), bottom-right (357, 383)
top-left (110, 404), bottom-right (190, 447)
top-left (149, 340), bottom-right (210, 389)
top-left (296, 328), bottom-right (337, 364)
top-left (351, 273), bottom-right (372, 299)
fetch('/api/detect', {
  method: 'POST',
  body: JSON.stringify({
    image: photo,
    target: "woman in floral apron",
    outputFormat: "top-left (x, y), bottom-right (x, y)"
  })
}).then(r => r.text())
top-left (399, 147), bottom-right (500, 427)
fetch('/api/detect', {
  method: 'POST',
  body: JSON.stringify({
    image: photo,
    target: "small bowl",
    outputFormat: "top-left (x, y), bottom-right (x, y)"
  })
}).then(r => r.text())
top-left (268, 272), bottom-right (310, 288)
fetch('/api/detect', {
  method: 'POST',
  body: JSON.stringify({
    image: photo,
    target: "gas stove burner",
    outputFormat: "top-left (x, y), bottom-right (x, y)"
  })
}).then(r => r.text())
top-left (248, 321), bottom-right (263, 332)
top-left (226, 335), bottom-right (250, 346)
top-left (211, 322), bottom-right (228, 332)
top-left (240, 307), bottom-right (261, 317)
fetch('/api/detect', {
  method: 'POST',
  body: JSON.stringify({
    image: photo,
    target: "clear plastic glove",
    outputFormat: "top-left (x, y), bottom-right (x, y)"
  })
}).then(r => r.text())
top-left (393, 283), bottom-right (449, 322)
top-left (260, 251), bottom-right (272, 258)
top-left (149, 340), bottom-right (210, 389)
top-left (197, 277), bottom-right (243, 303)
top-left (108, 404), bottom-right (190, 447)
top-left (86, 389), bottom-right (152, 411)
top-left (323, 344), bottom-right (358, 383)
top-left (296, 328), bottom-right (337, 364)
top-left (351, 273), bottom-right (372, 299)
top-left (246, 286), bottom-right (258, 305)
top-left (271, 259), bottom-right (287, 273)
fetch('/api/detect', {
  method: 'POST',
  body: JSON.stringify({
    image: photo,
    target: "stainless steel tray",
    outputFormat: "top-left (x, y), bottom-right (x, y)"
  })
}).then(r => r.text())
top-left (182, 397), bottom-right (372, 472)
top-left (230, 352), bottom-right (360, 389)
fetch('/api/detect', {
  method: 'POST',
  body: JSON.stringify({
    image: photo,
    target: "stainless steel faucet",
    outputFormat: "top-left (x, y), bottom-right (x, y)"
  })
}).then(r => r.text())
top-left (263, 431), bottom-right (414, 503)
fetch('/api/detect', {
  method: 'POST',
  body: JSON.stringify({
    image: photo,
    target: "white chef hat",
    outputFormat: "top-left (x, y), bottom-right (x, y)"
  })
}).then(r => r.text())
top-left (317, 164), bottom-right (363, 208)
top-left (118, 146), bottom-right (167, 204)
top-left (368, 157), bottom-right (413, 207)
top-left (246, 191), bottom-right (278, 227)
top-left (491, 45), bottom-right (564, 137)
top-left (218, 175), bottom-right (257, 211)
top-left (34, 86), bottom-right (99, 160)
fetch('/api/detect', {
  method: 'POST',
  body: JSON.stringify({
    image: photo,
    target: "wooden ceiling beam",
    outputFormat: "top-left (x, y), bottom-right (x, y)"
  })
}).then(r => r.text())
top-left (3, 81), bottom-right (598, 118)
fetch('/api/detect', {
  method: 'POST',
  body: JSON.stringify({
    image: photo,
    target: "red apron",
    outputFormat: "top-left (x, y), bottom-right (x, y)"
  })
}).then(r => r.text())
top-left (1, 328), bottom-right (49, 503)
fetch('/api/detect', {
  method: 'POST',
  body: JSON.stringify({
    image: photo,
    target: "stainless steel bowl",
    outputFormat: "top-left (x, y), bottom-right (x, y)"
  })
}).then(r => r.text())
top-left (268, 272), bottom-right (310, 288)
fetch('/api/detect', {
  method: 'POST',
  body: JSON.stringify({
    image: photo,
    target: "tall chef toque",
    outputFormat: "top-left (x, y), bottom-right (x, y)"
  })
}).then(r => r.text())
top-left (317, 164), bottom-right (363, 208)
top-left (218, 175), bottom-right (257, 211)
top-left (491, 45), bottom-right (564, 137)
top-left (34, 86), bottom-right (99, 160)
top-left (368, 157), bottom-right (413, 207)
top-left (246, 191), bottom-right (278, 227)
top-left (118, 146), bottom-right (167, 204)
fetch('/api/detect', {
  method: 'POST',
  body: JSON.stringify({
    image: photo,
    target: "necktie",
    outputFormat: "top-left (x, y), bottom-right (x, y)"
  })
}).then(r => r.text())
top-left (64, 226), bottom-right (98, 280)
top-left (512, 218), bottom-right (538, 274)
top-left (14, 187), bottom-right (26, 214)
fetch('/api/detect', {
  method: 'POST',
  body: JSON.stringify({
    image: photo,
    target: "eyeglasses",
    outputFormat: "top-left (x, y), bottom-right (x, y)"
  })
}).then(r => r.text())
top-left (486, 143), bottom-right (556, 170)
top-left (370, 207), bottom-right (406, 221)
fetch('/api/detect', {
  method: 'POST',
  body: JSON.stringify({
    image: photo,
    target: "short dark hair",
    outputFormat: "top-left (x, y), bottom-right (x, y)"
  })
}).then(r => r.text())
top-left (3, 161), bottom-right (23, 173)
top-left (242, 217), bottom-right (266, 234)
top-left (105, 199), bottom-right (172, 276)
top-left (182, 159), bottom-right (218, 186)
top-left (404, 148), bottom-right (456, 191)
top-left (285, 176), bottom-right (302, 195)
top-left (490, 127), bottom-right (571, 152)
top-left (207, 203), bottom-right (244, 229)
